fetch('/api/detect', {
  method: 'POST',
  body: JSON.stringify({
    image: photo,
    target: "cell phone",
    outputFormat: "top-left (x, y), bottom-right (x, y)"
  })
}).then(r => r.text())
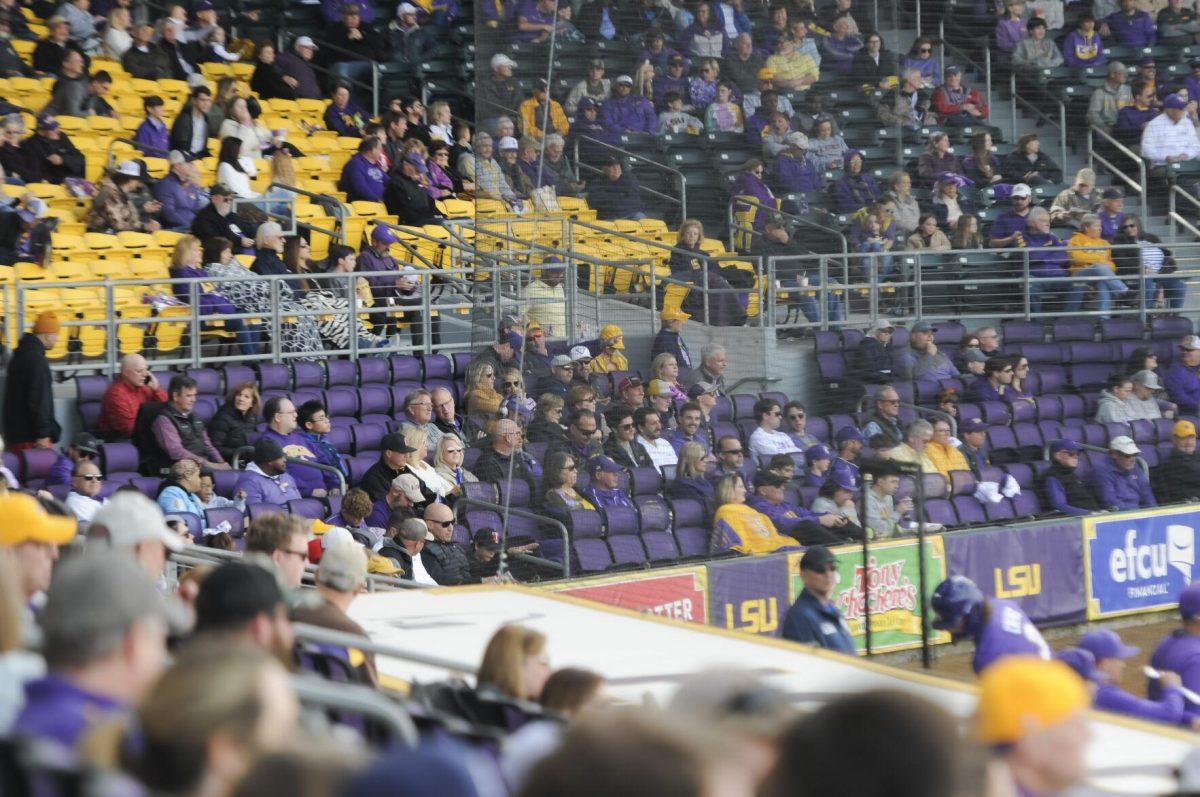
top-left (144, 374), bottom-right (152, 385)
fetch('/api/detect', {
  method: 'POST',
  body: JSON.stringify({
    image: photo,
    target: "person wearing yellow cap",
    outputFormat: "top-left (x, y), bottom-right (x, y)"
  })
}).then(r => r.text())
top-left (590, 324), bottom-right (628, 374)
top-left (1160, 419), bottom-right (1200, 503)
top-left (976, 657), bottom-right (1092, 796)
top-left (652, 307), bottom-right (692, 371)
top-left (2, 312), bottom-right (62, 453)
top-left (0, 492), bottom-right (76, 605)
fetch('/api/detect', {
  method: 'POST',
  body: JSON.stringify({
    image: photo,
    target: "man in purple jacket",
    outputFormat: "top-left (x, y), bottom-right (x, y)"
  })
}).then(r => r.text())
top-left (601, 74), bottom-right (658, 136)
top-left (931, 574), bottom-right (1049, 674)
top-left (13, 550), bottom-right (170, 752)
top-left (986, 183), bottom-right (1033, 248)
top-left (132, 95), bottom-right (169, 155)
top-left (260, 396), bottom-right (330, 498)
top-left (338, 136), bottom-right (388, 202)
top-left (1087, 435), bottom-right (1156, 510)
top-left (1166, 335), bottom-right (1200, 414)
top-left (1104, 0), bottom-right (1156, 48)
top-left (233, 437), bottom-right (303, 507)
top-left (1080, 629), bottom-right (1187, 725)
top-left (1150, 582), bottom-right (1200, 718)
top-left (581, 455), bottom-right (635, 510)
top-left (152, 152), bottom-right (208, 230)
top-left (746, 469), bottom-right (854, 544)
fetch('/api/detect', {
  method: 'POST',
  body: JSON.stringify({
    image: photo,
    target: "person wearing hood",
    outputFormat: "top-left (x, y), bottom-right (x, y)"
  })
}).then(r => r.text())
top-left (830, 150), bottom-right (880, 213)
top-left (234, 437), bottom-right (303, 507)
top-left (1039, 439), bottom-right (1100, 516)
top-left (1095, 373), bottom-right (1136, 424)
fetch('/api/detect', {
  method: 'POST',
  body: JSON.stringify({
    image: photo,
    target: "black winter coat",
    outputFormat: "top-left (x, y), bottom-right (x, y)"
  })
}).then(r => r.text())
top-left (3, 333), bottom-right (60, 444)
top-left (207, 404), bottom-right (258, 464)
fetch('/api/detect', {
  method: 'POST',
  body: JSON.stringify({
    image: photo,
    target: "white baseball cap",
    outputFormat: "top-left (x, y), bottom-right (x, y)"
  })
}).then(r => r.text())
top-left (1109, 435), bottom-right (1140, 455)
top-left (90, 492), bottom-right (185, 553)
top-left (497, 136), bottom-right (519, 151)
top-left (114, 160), bottom-right (141, 177)
top-left (1182, 335), bottom-right (1200, 351)
top-left (295, 35), bottom-right (318, 49)
top-left (491, 53), bottom-right (517, 70)
top-left (1010, 183), bottom-right (1032, 198)
top-left (397, 2), bottom-right (419, 15)
top-left (569, 345), bottom-right (592, 361)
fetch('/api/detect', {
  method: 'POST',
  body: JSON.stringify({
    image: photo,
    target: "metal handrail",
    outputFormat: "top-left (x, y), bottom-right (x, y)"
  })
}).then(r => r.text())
top-left (1088, 125), bottom-right (1149, 222)
top-left (293, 622), bottom-right (478, 675)
top-left (1008, 72), bottom-right (1068, 169)
top-left (291, 673), bottom-right (419, 746)
top-left (268, 180), bottom-right (347, 239)
top-left (1040, 441), bottom-right (1150, 478)
top-left (725, 195), bottom-right (849, 256)
top-left (572, 134), bottom-right (688, 218)
top-left (301, 35), bottom-right (381, 117)
top-left (283, 455), bottom-right (347, 495)
top-left (454, 497), bottom-right (571, 580)
top-left (103, 137), bottom-right (172, 169)
top-left (1168, 184), bottom-right (1200, 242)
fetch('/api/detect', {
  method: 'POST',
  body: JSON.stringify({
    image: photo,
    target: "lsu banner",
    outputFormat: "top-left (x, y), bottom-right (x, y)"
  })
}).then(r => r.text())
top-left (788, 538), bottom-right (950, 653)
top-left (944, 520), bottom-right (1086, 627)
top-left (1084, 507), bottom-right (1200, 619)
top-left (544, 566), bottom-right (709, 625)
top-left (708, 556), bottom-right (790, 637)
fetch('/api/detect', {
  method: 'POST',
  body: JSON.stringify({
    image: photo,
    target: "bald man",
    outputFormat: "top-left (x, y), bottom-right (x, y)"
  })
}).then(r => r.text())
top-left (473, 418), bottom-right (542, 494)
top-left (99, 354), bottom-right (166, 438)
top-left (420, 502), bottom-right (475, 585)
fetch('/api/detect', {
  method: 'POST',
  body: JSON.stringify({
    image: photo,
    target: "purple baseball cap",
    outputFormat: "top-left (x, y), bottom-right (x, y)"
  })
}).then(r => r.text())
top-left (1055, 648), bottom-right (1102, 682)
top-left (1078, 629), bottom-right (1139, 662)
top-left (828, 469), bottom-right (858, 492)
top-left (1180, 582), bottom-right (1200, 620)
top-left (588, 455), bottom-right (624, 474)
top-left (1165, 93), bottom-right (1189, 110)
top-left (1049, 439), bottom-right (1080, 455)
top-left (505, 330), bottom-right (524, 353)
top-left (805, 443), bottom-right (831, 461)
top-left (959, 417), bottom-right (987, 434)
top-left (371, 226), bottom-right (397, 243)
top-left (835, 426), bottom-right (865, 444)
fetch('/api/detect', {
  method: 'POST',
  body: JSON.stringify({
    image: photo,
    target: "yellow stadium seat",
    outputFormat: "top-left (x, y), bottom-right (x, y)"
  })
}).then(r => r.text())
top-left (117, 231), bottom-right (155, 251)
top-left (26, 183), bottom-right (68, 200)
top-left (296, 99), bottom-right (325, 115)
top-left (86, 116), bottom-right (121, 133)
top-left (350, 201), bottom-right (387, 218)
top-left (153, 230), bottom-right (186, 248)
top-left (201, 62), bottom-right (233, 79)
top-left (117, 305), bottom-right (153, 355)
top-left (150, 306), bottom-right (189, 356)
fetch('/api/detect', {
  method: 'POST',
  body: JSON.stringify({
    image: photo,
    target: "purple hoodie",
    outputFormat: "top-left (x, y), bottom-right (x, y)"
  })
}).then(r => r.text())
top-left (234, 462), bottom-right (303, 506)
top-left (339, 153), bottom-right (387, 202)
top-left (261, 429), bottom-right (327, 497)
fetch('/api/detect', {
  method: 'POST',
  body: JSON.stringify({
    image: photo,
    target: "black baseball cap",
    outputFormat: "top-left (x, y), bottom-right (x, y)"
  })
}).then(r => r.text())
top-left (472, 528), bottom-right (501, 551)
top-left (800, 545), bottom-right (837, 570)
top-left (382, 433), bottom-right (416, 454)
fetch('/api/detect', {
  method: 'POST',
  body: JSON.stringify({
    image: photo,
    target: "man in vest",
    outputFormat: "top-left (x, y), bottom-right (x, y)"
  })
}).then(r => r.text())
top-left (150, 375), bottom-right (228, 471)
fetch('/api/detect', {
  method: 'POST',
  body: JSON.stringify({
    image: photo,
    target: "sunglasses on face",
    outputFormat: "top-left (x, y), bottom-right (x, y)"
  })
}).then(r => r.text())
top-left (75, 474), bottom-right (102, 481)
top-left (429, 519), bottom-right (455, 527)
top-left (503, 380), bottom-right (520, 388)
top-left (789, 413), bottom-right (805, 420)
top-left (722, 449), bottom-right (744, 456)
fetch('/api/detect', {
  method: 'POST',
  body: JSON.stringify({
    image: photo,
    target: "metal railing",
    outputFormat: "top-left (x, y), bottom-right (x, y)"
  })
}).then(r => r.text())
top-left (1088, 125), bottom-right (1149, 223)
top-left (455, 497), bottom-right (571, 580)
top-left (572, 134), bottom-right (688, 219)
top-left (1008, 72), bottom-right (1068, 169)
top-left (298, 36), bottom-right (381, 117)
top-left (1168, 184), bottom-right (1200, 243)
top-left (725, 195), bottom-right (849, 257)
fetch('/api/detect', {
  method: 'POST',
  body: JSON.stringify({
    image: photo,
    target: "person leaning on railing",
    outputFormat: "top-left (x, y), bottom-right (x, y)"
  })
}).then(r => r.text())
top-left (1066, 214), bottom-right (1130, 315)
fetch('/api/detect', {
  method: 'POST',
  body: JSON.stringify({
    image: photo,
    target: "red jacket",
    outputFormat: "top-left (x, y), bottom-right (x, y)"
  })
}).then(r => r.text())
top-left (931, 86), bottom-right (988, 122)
top-left (98, 379), bottom-right (166, 438)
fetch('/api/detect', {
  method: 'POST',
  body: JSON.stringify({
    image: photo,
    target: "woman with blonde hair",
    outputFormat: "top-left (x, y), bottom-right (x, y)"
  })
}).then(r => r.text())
top-left (500, 367), bottom-right (536, 426)
top-left (465, 359), bottom-right (503, 423)
top-left (102, 6), bottom-right (133, 58)
top-left (668, 441), bottom-right (716, 511)
top-left (650, 352), bottom-right (690, 403)
top-left (712, 473), bottom-right (801, 555)
top-left (434, 434), bottom-right (477, 490)
top-left (477, 624), bottom-right (551, 701)
top-left (168, 234), bottom-right (258, 355)
top-left (669, 218), bottom-right (707, 274)
top-left (428, 100), bottom-right (454, 143)
top-left (94, 641), bottom-right (299, 796)
top-left (401, 426), bottom-right (456, 504)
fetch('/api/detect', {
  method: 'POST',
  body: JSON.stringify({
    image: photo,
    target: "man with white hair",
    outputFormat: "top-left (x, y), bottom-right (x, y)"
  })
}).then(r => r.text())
top-left (540, 134), bottom-right (584, 195)
top-left (292, 540), bottom-right (377, 684)
top-left (878, 67), bottom-right (926, 128)
top-left (687, 343), bottom-right (728, 395)
top-left (99, 353), bottom-right (165, 438)
top-left (464, 132), bottom-right (523, 209)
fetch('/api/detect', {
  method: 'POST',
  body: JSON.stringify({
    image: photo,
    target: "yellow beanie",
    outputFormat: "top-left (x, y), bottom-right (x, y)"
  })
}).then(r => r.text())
top-left (975, 658), bottom-right (1090, 744)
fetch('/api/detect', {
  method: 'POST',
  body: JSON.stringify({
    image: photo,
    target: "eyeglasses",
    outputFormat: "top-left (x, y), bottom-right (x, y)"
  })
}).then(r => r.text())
top-left (618, 422), bottom-right (635, 430)
top-left (918, 47), bottom-right (932, 53)
top-left (768, 409), bottom-right (781, 416)
top-left (429, 519), bottom-right (455, 527)
top-left (788, 413), bottom-right (805, 420)
top-left (281, 548), bottom-right (309, 562)
top-left (1121, 223), bottom-right (1138, 229)
top-left (562, 463), bottom-right (578, 471)
top-left (309, 415), bottom-right (329, 424)
top-left (1002, 367), bottom-right (1014, 373)
top-left (74, 474), bottom-right (102, 481)
top-left (445, 448), bottom-right (464, 454)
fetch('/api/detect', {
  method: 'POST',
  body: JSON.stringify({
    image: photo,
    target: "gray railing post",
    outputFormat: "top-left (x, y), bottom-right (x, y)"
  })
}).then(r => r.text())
top-left (188, 281), bottom-right (201, 367)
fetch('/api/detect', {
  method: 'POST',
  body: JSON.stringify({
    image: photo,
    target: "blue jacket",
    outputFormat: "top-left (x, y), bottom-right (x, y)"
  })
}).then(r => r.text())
top-left (133, 117), bottom-right (169, 156)
top-left (152, 172), bottom-right (208, 229)
top-left (668, 476), bottom-right (715, 512)
top-left (157, 485), bottom-right (206, 519)
top-left (651, 328), bottom-right (692, 369)
top-left (235, 462), bottom-right (303, 506)
top-left (1088, 456), bottom-right (1156, 510)
top-left (338, 153), bottom-right (387, 202)
top-left (782, 588), bottom-right (855, 653)
top-left (1020, 230), bottom-right (1069, 277)
top-left (13, 675), bottom-right (125, 749)
top-left (601, 94), bottom-right (659, 136)
top-left (1166, 361), bottom-right (1200, 414)
top-left (587, 172), bottom-right (645, 220)
top-left (300, 431), bottom-right (347, 491)
top-left (830, 172), bottom-right (880, 213)
top-left (582, 485), bottom-right (634, 510)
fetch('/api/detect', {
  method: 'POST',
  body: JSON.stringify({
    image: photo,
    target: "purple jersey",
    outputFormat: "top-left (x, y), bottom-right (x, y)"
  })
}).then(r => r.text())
top-left (1150, 629), bottom-right (1200, 700)
top-left (972, 598), bottom-right (1050, 674)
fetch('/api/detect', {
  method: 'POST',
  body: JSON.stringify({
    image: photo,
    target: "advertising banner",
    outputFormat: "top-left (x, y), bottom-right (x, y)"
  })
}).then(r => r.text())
top-left (944, 520), bottom-right (1086, 627)
top-left (1084, 507), bottom-right (1200, 619)
top-left (788, 538), bottom-right (950, 653)
top-left (708, 556), bottom-right (790, 637)
top-left (544, 566), bottom-right (709, 624)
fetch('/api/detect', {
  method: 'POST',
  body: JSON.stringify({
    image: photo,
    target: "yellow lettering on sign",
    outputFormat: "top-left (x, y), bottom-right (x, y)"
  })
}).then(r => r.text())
top-left (994, 564), bottom-right (1042, 599)
top-left (723, 598), bottom-right (779, 634)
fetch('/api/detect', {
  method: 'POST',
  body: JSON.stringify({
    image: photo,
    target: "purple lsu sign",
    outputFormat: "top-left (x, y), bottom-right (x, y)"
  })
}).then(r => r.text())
top-left (944, 520), bottom-right (1086, 626)
top-left (707, 556), bottom-right (791, 637)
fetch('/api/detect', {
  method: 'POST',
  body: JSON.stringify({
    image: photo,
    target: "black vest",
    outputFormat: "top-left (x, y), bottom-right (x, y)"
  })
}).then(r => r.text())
top-left (160, 405), bottom-right (208, 459)
top-left (1042, 463), bottom-right (1098, 510)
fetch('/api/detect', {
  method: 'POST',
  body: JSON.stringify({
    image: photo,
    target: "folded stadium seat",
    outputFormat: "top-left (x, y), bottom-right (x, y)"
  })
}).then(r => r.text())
top-left (1141, 447), bottom-right (1161, 468)
top-left (601, 506), bottom-right (650, 567)
top-left (949, 468), bottom-right (977, 498)
top-left (712, 396), bottom-right (733, 422)
top-left (840, 329), bottom-right (864, 350)
top-left (636, 496), bottom-right (681, 562)
top-left (958, 402), bottom-right (983, 423)
top-left (1053, 318), bottom-right (1096, 343)
top-left (629, 466), bottom-right (663, 496)
top-left (185, 367), bottom-right (222, 399)
top-left (984, 496), bottom-right (1017, 523)
top-left (1100, 318), bottom-right (1145, 341)
top-left (668, 498), bottom-right (712, 558)
top-left (1151, 316), bottom-right (1193, 340)
top-left (464, 508), bottom-right (503, 537)
top-left (815, 353), bottom-right (849, 398)
top-left (951, 492), bottom-right (987, 525)
top-left (287, 499), bottom-right (326, 521)
top-left (808, 416), bottom-right (831, 442)
top-left (498, 478), bottom-right (531, 509)
top-left (421, 353), bottom-right (454, 389)
top-left (566, 511), bottom-right (614, 574)
top-left (357, 357), bottom-right (390, 387)
top-left (1060, 394), bottom-right (1086, 419)
top-left (326, 427), bottom-right (352, 455)
top-left (131, 476), bottom-right (160, 498)
top-left (76, 374), bottom-right (109, 432)
top-left (1002, 463), bottom-right (1034, 489)
top-left (933, 321), bottom-right (965, 345)
top-left (463, 482), bottom-right (499, 506)
top-left (1001, 320), bottom-right (1046, 348)
top-left (986, 426), bottom-right (1019, 464)
top-left (710, 421), bottom-right (741, 449)
top-left (357, 386), bottom-right (392, 426)
top-left (979, 401), bottom-right (1011, 426)
top-left (257, 363), bottom-right (291, 393)
top-left (19, 449), bottom-right (57, 489)
top-left (221, 365), bottom-right (254, 391)
top-left (728, 394), bottom-right (756, 421)
top-left (826, 413), bottom-right (856, 438)
top-left (1037, 419), bottom-right (1064, 445)
top-left (345, 456), bottom-right (378, 487)
top-left (463, 448), bottom-right (482, 472)
top-left (98, 442), bottom-right (139, 481)
top-left (1081, 423), bottom-right (1108, 448)
top-left (193, 397), bottom-right (218, 425)
top-left (815, 331), bottom-right (841, 354)
top-left (247, 503), bottom-right (283, 523)
top-left (350, 423), bottom-right (386, 456)
top-left (1012, 423), bottom-right (1044, 459)
top-left (205, 507), bottom-right (244, 539)
top-left (388, 354), bottom-right (421, 384)
top-left (913, 380), bottom-right (940, 405)
top-left (1155, 418), bottom-right (1176, 443)
top-left (925, 498), bottom-right (960, 528)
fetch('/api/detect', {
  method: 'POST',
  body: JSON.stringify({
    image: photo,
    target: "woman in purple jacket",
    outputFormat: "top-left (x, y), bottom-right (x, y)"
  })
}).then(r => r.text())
top-left (169, 234), bottom-right (259, 355)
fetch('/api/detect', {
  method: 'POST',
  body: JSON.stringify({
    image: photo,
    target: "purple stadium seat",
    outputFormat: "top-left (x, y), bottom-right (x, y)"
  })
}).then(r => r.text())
top-left (1038, 420), bottom-right (1063, 444)
top-left (293, 362), bottom-right (324, 390)
top-left (422, 353), bottom-right (452, 379)
top-left (1059, 424), bottom-right (1085, 445)
top-left (1036, 395), bottom-right (1063, 421)
top-left (497, 478), bottom-right (531, 507)
top-left (710, 421), bottom-right (741, 447)
top-left (1009, 399), bottom-right (1035, 423)
top-left (351, 423), bottom-right (386, 455)
top-left (326, 493), bottom-right (341, 518)
top-left (1101, 422), bottom-right (1129, 443)
top-left (914, 380), bottom-right (940, 404)
top-left (1011, 491), bottom-right (1040, 517)
top-left (100, 442), bottom-right (139, 478)
top-left (922, 473), bottom-right (948, 498)
top-left (1013, 423), bottom-right (1043, 457)
top-left (389, 355), bottom-right (422, 382)
top-left (808, 416), bottom-right (831, 442)
top-left (1053, 319), bottom-right (1095, 342)
top-left (760, 391), bottom-right (788, 407)
top-left (465, 508), bottom-right (502, 534)
top-left (463, 447), bottom-right (482, 471)
top-left (841, 328), bottom-right (864, 349)
top-left (1037, 366), bottom-right (1068, 394)
top-left (1068, 364), bottom-right (1116, 392)
top-left (731, 394), bottom-right (757, 420)
top-left (46, 484), bottom-right (69, 502)
top-left (1021, 342), bottom-right (1063, 364)
top-left (389, 383), bottom-right (423, 414)
top-left (1060, 394), bottom-right (1085, 418)
top-left (193, 397), bottom-right (218, 425)
top-left (983, 498), bottom-right (1016, 522)
top-left (603, 506), bottom-right (647, 559)
top-left (986, 427), bottom-right (1018, 463)
top-left (890, 327), bottom-right (909, 348)
top-left (1067, 340), bottom-right (1113, 363)
top-left (204, 507), bottom-right (245, 538)
top-left (2, 451), bottom-right (18, 483)
top-left (1082, 423), bottom-right (1107, 447)
top-left (323, 390), bottom-right (359, 419)
top-left (637, 496), bottom-right (679, 561)
top-left (186, 368), bottom-right (222, 396)
top-left (933, 321), bottom-right (964, 345)
top-left (132, 476), bottom-right (159, 498)
top-left (1101, 318), bottom-right (1144, 341)
top-left (712, 396), bottom-right (733, 422)
top-left (1155, 418), bottom-right (1176, 443)
top-left (247, 503), bottom-right (285, 522)
top-left (1151, 316), bottom-right (1193, 340)
top-left (925, 499), bottom-right (959, 528)
top-left (223, 365), bottom-right (254, 389)
top-left (816, 354), bottom-right (847, 389)
top-left (345, 455), bottom-right (378, 486)
top-left (451, 523), bottom-right (470, 547)
top-left (949, 470), bottom-right (977, 496)
top-left (20, 448), bottom-right (57, 487)
top-left (175, 512), bottom-right (202, 541)
top-left (630, 466), bottom-right (663, 496)
top-left (1141, 447), bottom-right (1161, 468)
top-left (464, 482), bottom-right (498, 504)
top-left (958, 402), bottom-right (983, 423)
top-left (670, 498), bottom-right (711, 557)
top-left (1004, 463), bottom-right (1034, 489)
top-left (980, 401), bottom-right (1011, 426)
top-left (212, 468), bottom-right (240, 497)
top-left (1002, 320), bottom-right (1045, 344)
top-left (326, 359), bottom-right (357, 389)
top-left (951, 496), bottom-right (987, 525)
top-left (287, 499), bottom-right (326, 520)
top-left (76, 375), bottom-right (110, 432)
top-left (574, 471), bottom-right (591, 494)
top-left (257, 363), bottom-right (291, 391)
top-left (326, 426), bottom-right (352, 454)
top-left (815, 330), bottom-right (841, 353)
top-left (358, 385), bottom-right (392, 422)
top-left (451, 351), bottom-right (473, 378)
top-left (357, 357), bottom-right (390, 386)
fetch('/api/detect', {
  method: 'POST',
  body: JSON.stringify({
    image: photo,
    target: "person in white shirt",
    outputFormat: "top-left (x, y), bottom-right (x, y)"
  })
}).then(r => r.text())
top-left (65, 461), bottom-right (106, 522)
top-left (1141, 93), bottom-right (1200, 166)
top-left (396, 516), bottom-right (438, 585)
top-left (634, 408), bottom-right (678, 474)
top-left (748, 398), bottom-right (801, 463)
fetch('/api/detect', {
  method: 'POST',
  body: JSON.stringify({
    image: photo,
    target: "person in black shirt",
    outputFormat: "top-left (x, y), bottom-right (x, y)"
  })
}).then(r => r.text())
top-left (586, 157), bottom-right (646, 220)
top-left (191, 185), bottom-right (255, 250)
top-left (250, 222), bottom-right (288, 276)
top-left (359, 432), bottom-right (417, 501)
top-left (21, 114), bottom-right (84, 184)
top-left (32, 16), bottom-right (84, 76)
top-left (474, 418), bottom-right (541, 495)
top-left (384, 155), bottom-right (441, 226)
